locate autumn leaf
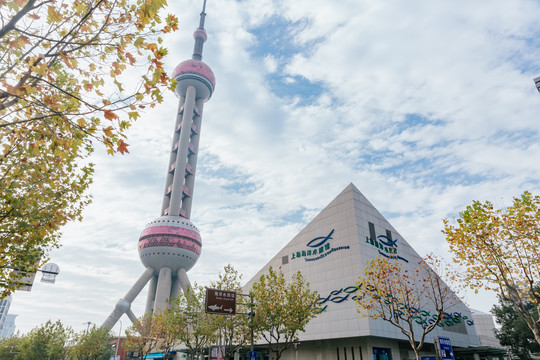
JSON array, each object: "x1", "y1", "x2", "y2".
[
  {"x1": 47, "y1": 5, "x2": 63, "y2": 23},
  {"x1": 103, "y1": 110, "x2": 118, "y2": 121},
  {"x1": 117, "y1": 140, "x2": 130, "y2": 154}
]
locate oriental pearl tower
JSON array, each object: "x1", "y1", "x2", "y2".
[{"x1": 101, "y1": 1, "x2": 214, "y2": 330}]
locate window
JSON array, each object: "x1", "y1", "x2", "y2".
[
  {"x1": 368, "y1": 222, "x2": 376, "y2": 240},
  {"x1": 386, "y1": 229, "x2": 392, "y2": 239},
  {"x1": 282, "y1": 255, "x2": 289, "y2": 265}
]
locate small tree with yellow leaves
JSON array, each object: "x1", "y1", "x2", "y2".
[
  {"x1": 124, "y1": 309, "x2": 183, "y2": 360},
  {"x1": 356, "y1": 256, "x2": 459, "y2": 360},
  {"x1": 444, "y1": 191, "x2": 540, "y2": 346},
  {"x1": 250, "y1": 267, "x2": 320, "y2": 360}
]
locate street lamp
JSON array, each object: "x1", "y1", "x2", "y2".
[
  {"x1": 534, "y1": 76, "x2": 540, "y2": 94},
  {"x1": 83, "y1": 321, "x2": 93, "y2": 332},
  {"x1": 1, "y1": 262, "x2": 60, "y2": 292},
  {"x1": 114, "y1": 318, "x2": 123, "y2": 360}
]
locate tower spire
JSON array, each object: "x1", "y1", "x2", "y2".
[
  {"x1": 192, "y1": 0, "x2": 208, "y2": 61},
  {"x1": 199, "y1": 0, "x2": 206, "y2": 28}
]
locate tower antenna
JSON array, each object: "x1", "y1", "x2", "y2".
[
  {"x1": 193, "y1": 0, "x2": 208, "y2": 60},
  {"x1": 199, "y1": 0, "x2": 207, "y2": 29}
]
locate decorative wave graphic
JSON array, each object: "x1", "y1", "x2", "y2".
[{"x1": 376, "y1": 234, "x2": 398, "y2": 247}]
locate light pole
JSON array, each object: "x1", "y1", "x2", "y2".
[
  {"x1": 534, "y1": 76, "x2": 540, "y2": 94},
  {"x1": 293, "y1": 337, "x2": 300, "y2": 360},
  {"x1": 0, "y1": 262, "x2": 60, "y2": 292},
  {"x1": 114, "y1": 319, "x2": 123, "y2": 360},
  {"x1": 83, "y1": 321, "x2": 93, "y2": 332}
]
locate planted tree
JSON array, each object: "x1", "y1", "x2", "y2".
[
  {"x1": 444, "y1": 191, "x2": 540, "y2": 345},
  {"x1": 250, "y1": 267, "x2": 319, "y2": 360},
  {"x1": 356, "y1": 256, "x2": 459, "y2": 360},
  {"x1": 169, "y1": 284, "x2": 218, "y2": 360},
  {"x1": 16, "y1": 320, "x2": 73, "y2": 360},
  {"x1": 0, "y1": 0, "x2": 178, "y2": 296},
  {"x1": 492, "y1": 292, "x2": 540, "y2": 360},
  {"x1": 69, "y1": 325, "x2": 113, "y2": 360},
  {"x1": 209, "y1": 264, "x2": 250, "y2": 360},
  {"x1": 124, "y1": 314, "x2": 163, "y2": 360},
  {"x1": 0, "y1": 335, "x2": 22, "y2": 360}
]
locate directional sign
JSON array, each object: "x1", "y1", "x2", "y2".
[
  {"x1": 437, "y1": 337, "x2": 455, "y2": 360},
  {"x1": 249, "y1": 351, "x2": 257, "y2": 360},
  {"x1": 205, "y1": 288, "x2": 236, "y2": 315}
]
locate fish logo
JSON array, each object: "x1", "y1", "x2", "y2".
[{"x1": 307, "y1": 229, "x2": 334, "y2": 248}]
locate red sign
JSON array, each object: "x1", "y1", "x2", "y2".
[{"x1": 205, "y1": 288, "x2": 236, "y2": 315}]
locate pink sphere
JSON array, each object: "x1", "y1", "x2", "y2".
[
  {"x1": 138, "y1": 216, "x2": 201, "y2": 272},
  {"x1": 173, "y1": 59, "x2": 215, "y2": 100}
]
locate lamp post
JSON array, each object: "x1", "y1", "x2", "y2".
[
  {"x1": 0, "y1": 262, "x2": 60, "y2": 292},
  {"x1": 83, "y1": 321, "x2": 93, "y2": 332},
  {"x1": 114, "y1": 319, "x2": 123, "y2": 360},
  {"x1": 534, "y1": 76, "x2": 540, "y2": 94},
  {"x1": 293, "y1": 337, "x2": 300, "y2": 360}
]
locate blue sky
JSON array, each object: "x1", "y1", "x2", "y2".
[{"x1": 9, "y1": 0, "x2": 540, "y2": 335}]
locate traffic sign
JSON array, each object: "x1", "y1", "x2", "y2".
[
  {"x1": 205, "y1": 288, "x2": 236, "y2": 315},
  {"x1": 249, "y1": 351, "x2": 257, "y2": 360}
]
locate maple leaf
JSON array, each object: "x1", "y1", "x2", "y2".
[
  {"x1": 103, "y1": 110, "x2": 118, "y2": 121},
  {"x1": 117, "y1": 140, "x2": 130, "y2": 154},
  {"x1": 125, "y1": 52, "x2": 136, "y2": 65}
]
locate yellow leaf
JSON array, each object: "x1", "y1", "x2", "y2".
[
  {"x1": 102, "y1": 126, "x2": 114, "y2": 137},
  {"x1": 59, "y1": 51, "x2": 72, "y2": 68},
  {"x1": 47, "y1": 5, "x2": 63, "y2": 23},
  {"x1": 113, "y1": 79, "x2": 124, "y2": 91}
]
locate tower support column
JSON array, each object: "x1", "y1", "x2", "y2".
[
  {"x1": 144, "y1": 275, "x2": 158, "y2": 315},
  {"x1": 161, "y1": 98, "x2": 186, "y2": 215},
  {"x1": 153, "y1": 267, "x2": 172, "y2": 313},
  {"x1": 177, "y1": 268, "x2": 192, "y2": 294},
  {"x1": 101, "y1": 267, "x2": 154, "y2": 330},
  {"x1": 182, "y1": 98, "x2": 205, "y2": 217},
  {"x1": 169, "y1": 85, "x2": 197, "y2": 216}
]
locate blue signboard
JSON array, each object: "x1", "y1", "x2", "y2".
[
  {"x1": 438, "y1": 337, "x2": 455, "y2": 360},
  {"x1": 249, "y1": 351, "x2": 257, "y2": 360}
]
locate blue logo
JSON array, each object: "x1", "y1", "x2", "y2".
[
  {"x1": 365, "y1": 234, "x2": 408, "y2": 263},
  {"x1": 306, "y1": 229, "x2": 334, "y2": 248},
  {"x1": 292, "y1": 229, "x2": 349, "y2": 262}
]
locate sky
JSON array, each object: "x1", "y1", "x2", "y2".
[{"x1": 8, "y1": 0, "x2": 540, "y2": 336}]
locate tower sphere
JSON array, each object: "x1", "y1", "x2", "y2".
[
  {"x1": 173, "y1": 59, "x2": 215, "y2": 100},
  {"x1": 138, "y1": 215, "x2": 202, "y2": 272},
  {"x1": 193, "y1": 28, "x2": 207, "y2": 42}
]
